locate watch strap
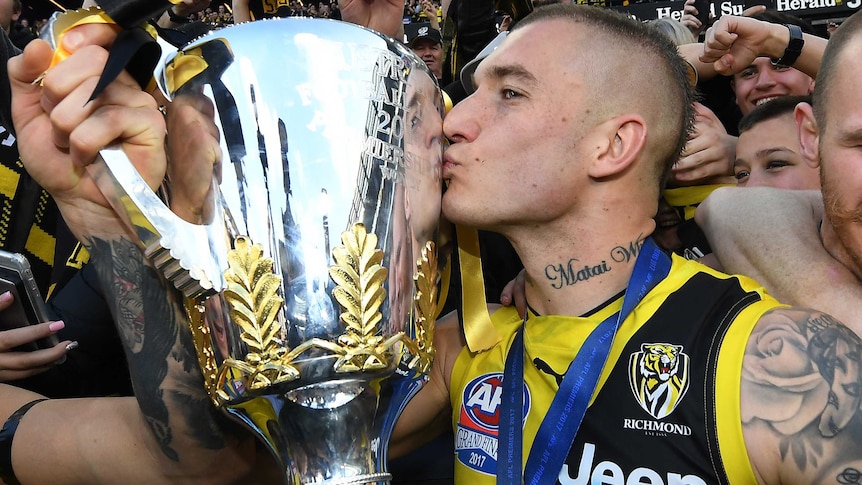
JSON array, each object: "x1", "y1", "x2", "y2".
[{"x1": 772, "y1": 23, "x2": 804, "y2": 67}]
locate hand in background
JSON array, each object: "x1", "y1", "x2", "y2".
[
  {"x1": 671, "y1": 102, "x2": 737, "y2": 186},
  {"x1": 339, "y1": 0, "x2": 406, "y2": 38},
  {"x1": 0, "y1": 292, "x2": 73, "y2": 382},
  {"x1": 681, "y1": 0, "x2": 704, "y2": 37}
]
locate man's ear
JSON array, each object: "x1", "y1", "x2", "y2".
[
  {"x1": 588, "y1": 115, "x2": 647, "y2": 179},
  {"x1": 795, "y1": 102, "x2": 821, "y2": 169}
]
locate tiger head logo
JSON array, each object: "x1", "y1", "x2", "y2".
[{"x1": 628, "y1": 343, "x2": 690, "y2": 420}]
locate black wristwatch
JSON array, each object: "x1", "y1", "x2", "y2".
[
  {"x1": 772, "y1": 24, "x2": 804, "y2": 67},
  {"x1": 167, "y1": 6, "x2": 190, "y2": 24}
]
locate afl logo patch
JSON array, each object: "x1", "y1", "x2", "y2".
[{"x1": 455, "y1": 373, "x2": 530, "y2": 475}]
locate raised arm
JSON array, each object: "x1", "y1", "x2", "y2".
[
  {"x1": 5, "y1": 23, "x2": 256, "y2": 483},
  {"x1": 696, "y1": 187, "x2": 862, "y2": 334},
  {"x1": 232, "y1": 0, "x2": 252, "y2": 23},
  {"x1": 679, "y1": 15, "x2": 826, "y2": 82},
  {"x1": 742, "y1": 307, "x2": 862, "y2": 484},
  {"x1": 338, "y1": 0, "x2": 406, "y2": 38}
]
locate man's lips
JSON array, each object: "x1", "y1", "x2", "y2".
[{"x1": 442, "y1": 153, "x2": 457, "y2": 177}]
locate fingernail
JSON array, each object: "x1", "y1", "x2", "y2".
[
  {"x1": 0, "y1": 291, "x2": 11, "y2": 303},
  {"x1": 65, "y1": 341, "x2": 79, "y2": 351},
  {"x1": 49, "y1": 320, "x2": 65, "y2": 332}
]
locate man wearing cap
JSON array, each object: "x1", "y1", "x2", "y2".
[{"x1": 406, "y1": 21, "x2": 443, "y2": 81}]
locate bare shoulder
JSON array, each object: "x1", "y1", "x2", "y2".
[
  {"x1": 741, "y1": 306, "x2": 862, "y2": 484},
  {"x1": 697, "y1": 186, "x2": 822, "y2": 231}
]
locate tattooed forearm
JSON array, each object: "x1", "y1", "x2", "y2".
[{"x1": 87, "y1": 236, "x2": 228, "y2": 461}]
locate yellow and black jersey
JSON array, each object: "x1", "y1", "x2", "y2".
[
  {"x1": 248, "y1": 0, "x2": 296, "y2": 20},
  {"x1": 0, "y1": 33, "x2": 57, "y2": 296},
  {"x1": 0, "y1": 31, "x2": 88, "y2": 299},
  {"x1": 450, "y1": 255, "x2": 784, "y2": 484}
]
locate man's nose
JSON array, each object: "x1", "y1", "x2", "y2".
[{"x1": 755, "y1": 69, "x2": 777, "y2": 88}]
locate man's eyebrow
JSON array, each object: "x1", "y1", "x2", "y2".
[
  {"x1": 837, "y1": 127, "x2": 862, "y2": 145},
  {"x1": 476, "y1": 64, "x2": 539, "y2": 88},
  {"x1": 755, "y1": 147, "x2": 796, "y2": 158}
]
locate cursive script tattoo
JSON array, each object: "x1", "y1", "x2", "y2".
[
  {"x1": 610, "y1": 235, "x2": 644, "y2": 264},
  {"x1": 88, "y1": 237, "x2": 227, "y2": 461},
  {"x1": 744, "y1": 307, "x2": 862, "y2": 480},
  {"x1": 838, "y1": 468, "x2": 862, "y2": 484},
  {"x1": 545, "y1": 258, "x2": 611, "y2": 289}
]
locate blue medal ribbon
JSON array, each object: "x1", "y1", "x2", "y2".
[{"x1": 496, "y1": 238, "x2": 671, "y2": 485}]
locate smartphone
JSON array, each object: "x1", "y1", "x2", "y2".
[
  {"x1": 693, "y1": 0, "x2": 710, "y2": 26},
  {"x1": 0, "y1": 250, "x2": 60, "y2": 352}
]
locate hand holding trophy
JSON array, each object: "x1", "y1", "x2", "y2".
[{"x1": 43, "y1": 10, "x2": 445, "y2": 485}]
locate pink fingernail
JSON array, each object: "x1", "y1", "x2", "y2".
[
  {"x1": 49, "y1": 320, "x2": 65, "y2": 332},
  {"x1": 0, "y1": 291, "x2": 11, "y2": 303}
]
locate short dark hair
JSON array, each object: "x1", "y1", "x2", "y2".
[
  {"x1": 513, "y1": 4, "x2": 696, "y2": 186},
  {"x1": 812, "y1": 10, "x2": 862, "y2": 131},
  {"x1": 738, "y1": 95, "x2": 811, "y2": 134}
]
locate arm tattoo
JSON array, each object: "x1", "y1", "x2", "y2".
[
  {"x1": 745, "y1": 308, "x2": 862, "y2": 479},
  {"x1": 88, "y1": 237, "x2": 228, "y2": 460}
]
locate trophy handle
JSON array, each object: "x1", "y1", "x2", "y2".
[{"x1": 91, "y1": 145, "x2": 229, "y2": 299}]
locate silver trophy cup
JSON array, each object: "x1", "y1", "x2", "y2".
[{"x1": 93, "y1": 17, "x2": 444, "y2": 484}]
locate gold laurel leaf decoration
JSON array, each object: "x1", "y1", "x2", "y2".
[
  {"x1": 222, "y1": 236, "x2": 297, "y2": 391},
  {"x1": 184, "y1": 299, "x2": 222, "y2": 406},
  {"x1": 328, "y1": 223, "x2": 391, "y2": 373},
  {"x1": 412, "y1": 241, "x2": 438, "y2": 373}
]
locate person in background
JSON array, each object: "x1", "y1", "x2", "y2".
[
  {"x1": 405, "y1": 21, "x2": 443, "y2": 81},
  {"x1": 6, "y1": 0, "x2": 32, "y2": 49},
  {"x1": 156, "y1": 0, "x2": 212, "y2": 29},
  {"x1": 733, "y1": 94, "x2": 820, "y2": 189},
  {"x1": 233, "y1": 0, "x2": 293, "y2": 22},
  {"x1": 697, "y1": 10, "x2": 862, "y2": 335}
]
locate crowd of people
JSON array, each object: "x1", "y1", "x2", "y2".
[{"x1": 1, "y1": 0, "x2": 862, "y2": 483}]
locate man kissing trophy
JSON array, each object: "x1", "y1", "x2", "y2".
[{"x1": 43, "y1": 5, "x2": 445, "y2": 484}]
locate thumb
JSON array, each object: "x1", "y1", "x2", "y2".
[
  {"x1": 9, "y1": 39, "x2": 54, "y2": 85},
  {"x1": 9, "y1": 40, "x2": 54, "y2": 137}
]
